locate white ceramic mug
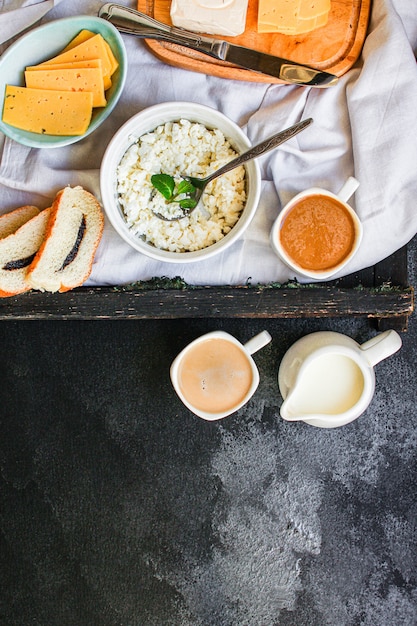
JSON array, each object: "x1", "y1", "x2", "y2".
[
  {"x1": 270, "y1": 177, "x2": 362, "y2": 280},
  {"x1": 278, "y1": 329, "x2": 402, "y2": 428},
  {"x1": 170, "y1": 330, "x2": 272, "y2": 420}
]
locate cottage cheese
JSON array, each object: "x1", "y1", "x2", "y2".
[{"x1": 116, "y1": 119, "x2": 246, "y2": 253}]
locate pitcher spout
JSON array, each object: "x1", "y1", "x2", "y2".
[
  {"x1": 280, "y1": 396, "x2": 304, "y2": 422},
  {"x1": 280, "y1": 395, "x2": 331, "y2": 423}
]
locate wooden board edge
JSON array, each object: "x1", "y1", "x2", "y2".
[{"x1": 0, "y1": 284, "x2": 413, "y2": 327}]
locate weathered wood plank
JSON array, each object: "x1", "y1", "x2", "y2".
[
  {"x1": 373, "y1": 245, "x2": 410, "y2": 331},
  {"x1": 0, "y1": 245, "x2": 412, "y2": 326},
  {"x1": 0, "y1": 284, "x2": 413, "y2": 321},
  {"x1": 374, "y1": 244, "x2": 408, "y2": 286}
]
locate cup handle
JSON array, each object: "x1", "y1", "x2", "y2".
[
  {"x1": 337, "y1": 176, "x2": 360, "y2": 203},
  {"x1": 244, "y1": 330, "x2": 272, "y2": 355},
  {"x1": 359, "y1": 329, "x2": 402, "y2": 366}
]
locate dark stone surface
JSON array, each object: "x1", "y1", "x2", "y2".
[{"x1": 1, "y1": 238, "x2": 416, "y2": 626}]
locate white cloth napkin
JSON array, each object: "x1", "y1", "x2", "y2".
[
  {"x1": 1, "y1": 0, "x2": 416, "y2": 287},
  {"x1": 0, "y1": 0, "x2": 63, "y2": 45}
]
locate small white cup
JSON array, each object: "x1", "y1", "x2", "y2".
[
  {"x1": 170, "y1": 330, "x2": 272, "y2": 420},
  {"x1": 270, "y1": 177, "x2": 362, "y2": 280}
]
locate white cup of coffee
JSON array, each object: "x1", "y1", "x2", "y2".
[
  {"x1": 270, "y1": 177, "x2": 362, "y2": 280},
  {"x1": 170, "y1": 330, "x2": 272, "y2": 420}
]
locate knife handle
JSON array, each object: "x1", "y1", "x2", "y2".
[{"x1": 99, "y1": 3, "x2": 226, "y2": 60}]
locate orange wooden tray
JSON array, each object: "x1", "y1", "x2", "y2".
[{"x1": 137, "y1": 0, "x2": 371, "y2": 84}]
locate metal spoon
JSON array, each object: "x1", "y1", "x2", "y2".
[{"x1": 152, "y1": 117, "x2": 313, "y2": 221}]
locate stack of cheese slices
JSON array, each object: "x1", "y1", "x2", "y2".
[
  {"x1": 3, "y1": 29, "x2": 119, "y2": 136},
  {"x1": 0, "y1": 186, "x2": 104, "y2": 297}
]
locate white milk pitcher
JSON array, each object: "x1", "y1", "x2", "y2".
[{"x1": 278, "y1": 330, "x2": 402, "y2": 428}]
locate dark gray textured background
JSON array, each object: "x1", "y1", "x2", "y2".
[{"x1": 1, "y1": 237, "x2": 416, "y2": 626}]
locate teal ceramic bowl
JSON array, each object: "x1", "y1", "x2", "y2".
[{"x1": 0, "y1": 16, "x2": 127, "y2": 149}]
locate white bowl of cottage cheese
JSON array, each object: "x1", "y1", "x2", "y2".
[{"x1": 100, "y1": 102, "x2": 261, "y2": 263}]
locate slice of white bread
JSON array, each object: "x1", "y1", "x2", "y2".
[
  {"x1": 27, "y1": 186, "x2": 104, "y2": 293},
  {"x1": 0, "y1": 205, "x2": 40, "y2": 239},
  {"x1": 0, "y1": 208, "x2": 51, "y2": 297}
]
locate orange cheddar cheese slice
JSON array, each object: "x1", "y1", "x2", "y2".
[
  {"x1": 63, "y1": 30, "x2": 119, "y2": 77},
  {"x1": 25, "y1": 59, "x2": 112, "y2": 91},
  {"x1": 26, "y1": 59, "x2": 111, "y2": 91},
  {"x1": 2, "y1": 85, "x2": 93, "y2": 136},
  {"x1": 62, "y1": 29, "x2": 96, "y2": 51},
  {"x1": 102, "y1": 40, "x2": 119, "y2": 77},
  {"x1": 24, "y1": 67, "x2": 107, "y2": 108},
  {"x1": 38, "y1": 34, "x2": 113, "y2": 83}
]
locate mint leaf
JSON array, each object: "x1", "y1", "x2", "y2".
[
  {"x1": 151, "y1": 173, "x2": 175, "y2": 200},
  {"x1": 176, "y1": 180, "x2": 195, "y2": 196},
  {"x1": 179, "y1": 198, "x2": 198, "y2": 210},
  {"x1": 151, "y1": 173, "x2": 198, "y2": 213}
]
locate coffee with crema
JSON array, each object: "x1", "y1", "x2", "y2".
[{"x1": 177, "y1": 337, "x2": 253, "y2": 414}]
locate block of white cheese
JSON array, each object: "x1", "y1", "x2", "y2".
[
  {"x1": 258, "y1": 0, "x2": 331, "y2": 35},
  {"x1": 170, "y1": 0, "x2": 249, "y2": 37}
]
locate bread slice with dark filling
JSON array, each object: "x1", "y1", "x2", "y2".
[
  {"x1": 0, "y1": 208, "x2": 51, "y2": 297},
  {"x1": 0, "y1": 205, "x2": 40, "y2": 239},
  {"x1": 27, "y1": 186, "x2": 104, "y2": 293}
]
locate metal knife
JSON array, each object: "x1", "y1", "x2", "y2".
[{"x1": 98, "y1": 3, "x2": 338, "y2": 87}]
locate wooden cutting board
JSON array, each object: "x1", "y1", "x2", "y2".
[{"x1": 137, "y1": 0, "x2": 371, "y2": 84}]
